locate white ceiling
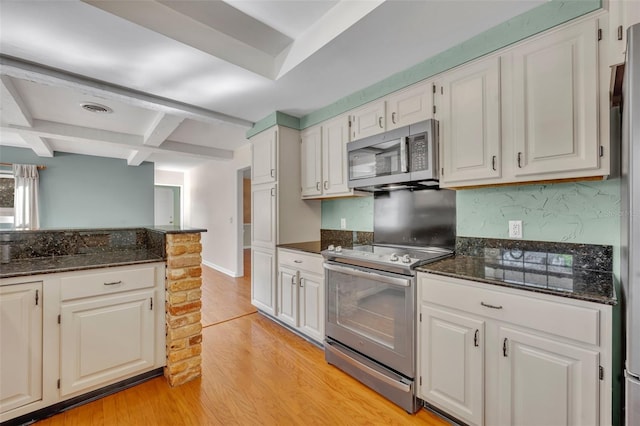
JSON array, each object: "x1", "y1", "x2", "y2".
[{"x1": 0, "y1": 0, "x2": 545, "y2": 171}]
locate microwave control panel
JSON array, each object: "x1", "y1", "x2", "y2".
[{"x1": 410, "y1": 134, "x2": 428, "y2": 171}]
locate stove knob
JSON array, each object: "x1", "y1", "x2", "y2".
[
  {"x1": 389, "y1": 253, "x2": 399, "y2": 262},
  {"x1": 335, "y1": 246, "x2": 342, "y2": 253},
  {"x1": 327, "y1": 245, "x2": 335, "y2": 252},
  {"x1": 402, "y1": 254, "x2": 412, "y2": 263}
]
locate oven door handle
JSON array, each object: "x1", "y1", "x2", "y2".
[
  {"x1": 325, "y1": 341, "x2": 411, "y2": 393},
  {"x1": 323, "y1": 263, "x2": 411, "y2": 287}
]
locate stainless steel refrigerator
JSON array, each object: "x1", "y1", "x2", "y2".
[{"x1": 622, "y1": 22, "x2": 640, "y2": 426}]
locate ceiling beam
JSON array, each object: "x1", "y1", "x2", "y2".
[
  {"x1": 3, "y1": 119, "x2": 233, "y2": 160},
  {"x1": 144, "y1": 113, "x2": 184, "y2": 147},
  {"x1": 0, "y1": 55, "x2": 254, "y2": 129},
  {"x1": 127, "y1": 149, "x2": 153, "y2": 166},
  {"x1": 0, "y1": 75, "x2": 54, "y2": 157}
]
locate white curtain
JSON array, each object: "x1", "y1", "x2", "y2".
[{"x1": 13, "y1": 164, "x2": 39, "y2": 230}]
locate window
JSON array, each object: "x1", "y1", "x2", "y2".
[{"x1": 0, "y1": 172, "x2": 14, "y2": 227}]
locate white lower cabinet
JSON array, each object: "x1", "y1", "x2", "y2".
[
  {"x1": 0, "y1": 282, "x2": 42, "y2": 414},
  {"x1": 276, "y1": 248, "x2": 324, "y2": 343},
  {"x1": 252, "y1": 248, "x2": 276, "y2": 316},
  {"x1": 418, "y1": 273, "x2": 612, "y2": 426},
  {"x1": 0, "y1": 263, "x2": 166, "y2": 423}
]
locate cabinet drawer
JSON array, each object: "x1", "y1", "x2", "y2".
[
  {"x1": 278, "y1": 249, "x2": 324, "y2": 275},
  {"x1": 61, "y1": 266, "x2": 157, "y2": 301},
  {"x1": 420, "y1": 274, "x2": 600, "y2": 346}
]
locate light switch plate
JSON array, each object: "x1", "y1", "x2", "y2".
[
  {"x1": 509, "y1": 220, "x2": 523, "y2": 238},
  {"x1": 340, "y1": 218, "x2": 347, "y2": 229}
]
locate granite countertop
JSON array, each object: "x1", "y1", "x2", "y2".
[
  {"x1": 0, "y1": 249, "x2": 164, "y2": 279},
  {"x1": 417, "y1": 253, "x2": 616, "y2": 305},
  {"x1": 277, "y1": 241, "x2": 323, "y2": 255}
]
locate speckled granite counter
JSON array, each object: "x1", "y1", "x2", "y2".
[
  {"x1": 276, "y1": 230, "x2": 375, "y2": 255},
  {"x1": 0, "y1": 226, "x2": 206, "y2": 279},
  {"x1": 417, "y1": 237, "x2": 615, "y2": 305}
]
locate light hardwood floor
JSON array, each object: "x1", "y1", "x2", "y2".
[{"x1": 37, "y1": 250, "x2": 449, "y2": 425}]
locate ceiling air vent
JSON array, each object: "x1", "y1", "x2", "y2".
[{"x1": 80, "y1": 102, "x2": 113, "y2": 114}]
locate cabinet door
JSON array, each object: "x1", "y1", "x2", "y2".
[
  {"x1": 351, "y1": 100, "x2": 386, "y2": 140},
  {"x1": 251, "y1": 183, "x2": 277, "y2": 249},
  {"x1": 298, "y1": 271, "x2": 324, "y2": 343},
  {"x1": 386, "y1": 80, "x2": 433, "y2": 130},
  {"x1": 60, "y1": 290, "x2": 155, "y2": 396},
  {"x1": 300, "y1": 126, "x2": 323, "y2": 197},
  {"x1": 609, "y1": 0, "x2": 640, "y2": 66},
  {"x1": 277, "y1": 265, "x2": 298, "y2": 327},
  {"x1": 497, "y1": 326, "x2": 599, "y2": 426},
  {"x1": 251, "y1": 129, "x2": 277, "y2": 185},
  {"x1": 0, "y1": 282, "x2": 42, "y2": 413},
  {"x1": 511, "y1": 19, "x2": 599, "y2": 178},
  {"x1": 438, "y1": 56, "x2": 501, "y2": 186},
  {"x1": 322, "y1": 115, "x2": 352, "y2": 197},
  {"x1": 419, "y1": 304, "x2": 485, "y2": 426},
  {"x1": 251, "y1": 248, "x2": 276, "y2": 316}
]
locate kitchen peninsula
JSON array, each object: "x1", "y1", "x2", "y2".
[{"x1": 0, "y1": 226, "x2": 206, "y2": 425}]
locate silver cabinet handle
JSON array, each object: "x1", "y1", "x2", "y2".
[
  {"x1": 291, "y1": 275, "x2": 296, "y2": 285},
  {"x1": 270, "y1": 187, "x2": 275, "y2": 196},
  {"x1": 391, "y1": 112, "x2": 397, "y2": 124},
  {"x1": 378, "y1": 116, "x2": 383, "y2": 128},
  {"x1": 323, "y1": 262, "x2": 410, "y2": 288},
  {"x1": 503, "y1": 338, "x2": 508, "y2": 357},
  {"x1": 474, "y1": 329, "x2": 479, "y2": 347},
  {"x1": 517, "y1": 152, "x2": 522, "y2": 168},
  {"x1": 492, "y1": 155, "x2": 497, "y2": 171},
  {"x1": 270, "y1": 169, "x2": 275, "y2": 178},
  {"x1": 294, "y1": 260, "x2": 303, "y2": 264},
  {"x1": 323, "y1": 181, "x2": 329, "y2": 190},
  {"x1": 316, "y1": 182, "x2": 321, "y2": 191},
  {"x1": 299, "y1": 277, "x2": 304, "y2": 287},
  {"x1": 481, "y1": 301, "x2": 503, "y2": 310},
  {"x1": 104, "y1": 281, "x2": 122, "y2": 286}
]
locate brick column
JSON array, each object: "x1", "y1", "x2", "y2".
[{"x1": 164, "y1": 233, "x2": 203, "y2": 386}]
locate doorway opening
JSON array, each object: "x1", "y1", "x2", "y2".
[
  {"x1": 237, "y1": 167, "x2": 251, "y2": 277},
  {"x1": 154, "y1": 185, "x2": 182, "y2": 227}
]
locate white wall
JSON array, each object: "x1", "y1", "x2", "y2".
[{"x1": 186, "y1": 145, "x2": 251, "y2": 277}]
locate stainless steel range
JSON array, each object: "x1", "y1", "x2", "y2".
[{"x1": 322, "y1": 189, "x2": 456, "y2": 413}]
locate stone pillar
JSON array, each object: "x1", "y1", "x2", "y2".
[{"x1": 164, "y1": 233, "x2": 203, "y2": 386}]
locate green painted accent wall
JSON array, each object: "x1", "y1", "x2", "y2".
[
  {"x1": 321, "y1": 196, "x2": 373, "y2": 231},
  {"x1": 246, "y1": 111, "x2": 300, "y2": 138},
  {"x1": 0, "y1": 147, "x2": 154, "y2": 229}
]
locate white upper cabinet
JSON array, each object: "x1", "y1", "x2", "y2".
[
  {"x1": 300, "y1": 125, "x2": 322, "y2": 197},
  {"x1": 386, "y1": 80, "x2": 434, "y2": 130},
  {"x1": 251, "y1": 128, "x2": 277, "y2": 185},
  {"x1": 350, "y1": 100, "x2": 386, "y2": 141},
  {"x1": 608, "y1": 0, "x2": 640, "y2": 66},
  {"x1": 437, "y1": 56, "x2": 502, "y2": 186},
  {"x1": 300, "y1": 115, "x2": 354, "y2": 199},
  {"x1": 508, "y1": 18, "x2": 600, "y2": 178}
]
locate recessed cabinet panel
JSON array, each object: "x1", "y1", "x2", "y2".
[
  {"x1": 420, "y1": 304, "x2": 484, "y2": 426},
  {"x1": 351, "y1": 101, "x2": 386, "y2": 140},
  {"x1": 251, "y1": 248, "x2": 276, "y2": 315},
  {"x1": 251, "y1": 183, "x2": 277, "y2": 249},
  {"x1": 0, "y1": 282, "x2": 42, "y2": 414},
  {"x1": 386, "y1": 81, "x2": 433, "y2": 129},
  {"x1": 60, "y1": 290, "x2": 155, "y2": 396},
  {"x1": 277, "y1": 266, "x2": 298, "y2": 327},
  {"x1": 251, "y1": 129, "x2": 277, "y2": 185},
  {"x1": 512, "y1": 19, "x2": 599, "y2": 177},
  {"x1": 497, "y1": 326, "x2": 599, "y2": 426},
  {"x1": 299, "y1": 272, "x2": 324, "y2": 342},
  {"x1": 438, "y1": 56, "x2": 501, "y2": 186}
]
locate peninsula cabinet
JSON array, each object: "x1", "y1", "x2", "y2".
[
  {"x1": 301, "y1": 115, "x2": 354, "y2": 199},
  {"x1": 276, "y1": 248, "x2": 324, "y2": 343},
  {"x1": 0, "y1": 281, "x2": 42, "y2": 414},
  {"x1": 437, "y1": 17, "x2": 607, "y2": 188},
  {"x1": 417, "y1": 273, "x2": 612, "y2": 426},
  {"x1": 250, "y1": 125, "x2": 321, "y2": 317}
]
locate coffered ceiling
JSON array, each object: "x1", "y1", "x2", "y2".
[{"x1": 0, "y1": 0, "x2": 544, "y2": 171}]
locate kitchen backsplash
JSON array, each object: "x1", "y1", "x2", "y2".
[{"x1": 321, "y1": 195, "x2": 373, "y2": 231}]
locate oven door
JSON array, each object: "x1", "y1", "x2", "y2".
[{"x1": 324, "y1": 262, "x2": 415, "y2": 378}]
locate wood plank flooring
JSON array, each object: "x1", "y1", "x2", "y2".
[{"x1": 36, "y1": 250, "x2": 450, "y2": 425}]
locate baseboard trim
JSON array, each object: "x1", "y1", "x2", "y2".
[{"x1": 202, "y1": 260, "x2": 240, "y2": 278}]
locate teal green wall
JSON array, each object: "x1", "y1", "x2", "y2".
[
  {"x1": 321, "y1": 196, "x2": 373, "y2": 231},
  {"x1": 0, "y1": 147, "x2": 154, "y2": 229}
]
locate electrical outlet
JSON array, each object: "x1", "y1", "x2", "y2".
[
  {"x1": 509, "y1": 220, "x2": 523, "y2": 239},
  {"x1": 340, "y1": 218, "x2": 347, "y2": 229}
]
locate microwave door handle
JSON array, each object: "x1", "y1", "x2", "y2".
[
  {"x1": 400, "y1": 137, "x2": 408, "y2": 173},
  {"x1": 323, "y1": 262, "x2": 411, "y2": 287}
]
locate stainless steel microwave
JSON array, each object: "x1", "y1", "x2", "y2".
[{"x1": 347, "y1": 119, "x2": 438, "y2": 191}]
